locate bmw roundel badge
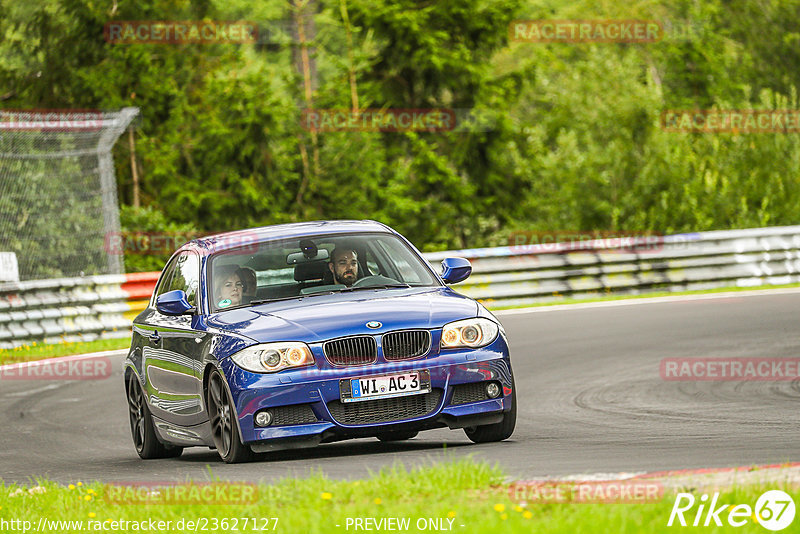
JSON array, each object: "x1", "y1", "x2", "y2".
[{"x1": 366, "y1": 321, "x2": 382, "y2": 329}]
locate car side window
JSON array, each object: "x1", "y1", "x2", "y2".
[
  {"x1": 364, "y1": 248, "x2": 381, "y2": 276},
  {"x1": 152, "y1": 257, "x2": 179, "y2": 304},
  {"x1": 376, "y1": 239, "x2": 426, "y2": 284},
  {"x1": 167, "y1": 252, "x2": 200, "y2": 307}
]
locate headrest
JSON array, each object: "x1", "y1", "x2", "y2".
[{"x1": 294, "y1": 260, "x2": 329, "y2": 282}]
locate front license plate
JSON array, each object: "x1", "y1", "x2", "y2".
[{"x1": 340, "y1": 370, "x2": 431, "y2": 403}]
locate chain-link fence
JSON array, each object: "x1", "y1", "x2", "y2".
[{"x1": 0, "y1": 108, "x2": 138, "y2": 281}]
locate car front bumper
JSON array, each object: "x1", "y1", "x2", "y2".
[{"x1": 219, "y1": 338, "x2": 514, "y2": 448}]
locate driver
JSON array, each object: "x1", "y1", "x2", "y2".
[{"x1": 328, "y1": 247, "x2": 359, "y2": 287}]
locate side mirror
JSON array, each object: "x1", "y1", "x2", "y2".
[
  {"x1": 156, "y1": 290, "x2": 196, "y2": 315},
  {"x1": 441, "y1": 257, "x2": 472, "y2": 284}
]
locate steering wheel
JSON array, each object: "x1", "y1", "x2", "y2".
[{"x1": 352, "y1": 275, "x2": 401, "y2": 287}]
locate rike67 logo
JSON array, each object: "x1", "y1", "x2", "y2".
[{"x1": 668, "y1": 490, "x2": 795, "y2": 531}]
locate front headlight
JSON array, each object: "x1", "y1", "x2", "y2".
[
  {"x1": 230, "y1": 342, "x2": 315, "y2": 373},
  {"x1": 440, "y1": 318, "x2": 499, "y2": 349}
]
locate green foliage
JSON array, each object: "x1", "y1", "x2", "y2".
[
  {"x1": 119, "y1": 205, "x2": 198, "y2": 272},
  {"x1": 2, "y1": 0, "x2": 800, "y2": 264}
]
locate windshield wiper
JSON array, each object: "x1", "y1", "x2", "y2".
[
  {"x1": 339, "y1": 283, "x2": 411, "y2": 292},
  {"x1": 248, "y1": 290, "x2": 352, "y2": 306}
]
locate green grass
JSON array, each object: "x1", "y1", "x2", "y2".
[
  {"x1": 486, "y1": 282, "x2": 800, "y2": 310},
  {"x1": 0, "y1": 458, "x2": 795, "y2": 533},
  {"x1": 0, "y1": 337, "x2": 130, "y2": 365}
]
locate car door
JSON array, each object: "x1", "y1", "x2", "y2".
[
  {"x1": 144, "y1": 251, "x2": 207, "y2": 428},
  {"x1": 130, "y1": 256, "x2": 176, "y2": 405}
]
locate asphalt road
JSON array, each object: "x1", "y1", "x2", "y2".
[{"x1": 2, "y1": 290, "x2": 799, "y2": 484}]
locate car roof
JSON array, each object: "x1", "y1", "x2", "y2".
[{"x1": 182, "y1": 220, "x2": 396, "y2": 255}]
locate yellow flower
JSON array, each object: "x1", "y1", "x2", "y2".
[
  {"x1": 501, "y1": 514, "x2": 508, "y2": 520},
  {"x1": 523, "y1": 511, "x2": 532, "y2": 519},
  {"x1": 88, "y1": 513, "x2": 96, "y2": 518},
  {"x1": 68, "y1": 485, "x2": 75, "y2": 490},
  {"x1": 77, "y1": 482, "x2": 83, "y2": 487},
  {"x1": 373, "y1": 498, "x2": 382, "y2": 505},
  {"x1": 321, "y1": 492, "x2": 332, "y2": 500},
  {"x1": 88, "y1": 489, "x2": 96, "y2": 495},
  {"x1": 447, "y1": 511, "x2": 456, "y2": 518},
  {"x1": 493, "y1": 504, "x2": 505, "y2": 512},
  {"x1": 84, "y1": 495, "x2": 92, "y2": 501},
  {"x1": 514, "y1": 505, "x2": 523, "y2": 512}
]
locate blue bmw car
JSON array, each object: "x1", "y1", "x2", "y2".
[{"x1": 124, "y1": 220, "x2": 516, "y2": 463}]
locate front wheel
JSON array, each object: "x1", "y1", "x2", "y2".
[
  {"x1": 464, "y1": 379, "x2": 517, "y2": 444},
  {"x1": 207, "y1": 369, "x2": 255, "y2": 463},
  {"x1": 126, "y1": 373, "x2": 183, "y2": 459}
]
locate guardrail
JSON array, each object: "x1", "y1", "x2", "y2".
[
  {"x1": 426, "y1": 226, "x2": 800, "y2": 307},
  {"x1": 0, "y1": 275, "x2": 133, "y2": 349},
  {"x1": 122, "y1": 272, "x2": 159, "y2": 322},
  {"x1": 3, "y1": 225, "x2": 800, "y2": 348}
]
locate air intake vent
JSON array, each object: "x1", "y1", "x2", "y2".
[
  {"x1": 450, "y1": 382, "x2": 490, "y2": 405},
  {"x1": 323, "y1": 336, "x2": 377, "y2": 366},
  {"x1": 327, "y1": 390, "x2": 442, "y2": 425},
  {"x1": 270, "y1": 404, "x2": 318, "y2": 426},
  {"x1": 382, "y1": 330, "x2": 431, "y2": 361}
]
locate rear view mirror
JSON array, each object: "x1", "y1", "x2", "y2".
[
  {"x1": 156, "y1": 290, "x2": 196, "y2": 315},
  {"x1": 287, "y1": 248, "x2": 329, "y2": 264},
  {"x1": 441, "y1": 257, "x2": 472, "y2": 284}
]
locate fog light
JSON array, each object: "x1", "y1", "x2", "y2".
[
  {"x1": 485, "y1": 382, "x2": 501, "y2": 399},
  {"x1": 255, "y1": 410, "x2": 272, "y2": 427}
]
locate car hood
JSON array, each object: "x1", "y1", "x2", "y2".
[{"x1": 206, "y1": 287, "x2": 478, "y2": 343}]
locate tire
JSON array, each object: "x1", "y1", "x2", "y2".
[
  {"x1": 126, "y1": 373, "x2": 183, "y2": 459},
  {"x1": 207, "y1": 369, "x2": 255, "y2": 463},
  {"x1": 464, "y1": 378, "x2": 517, "y2": 444},
  {"x1": 376, "y1": 431, "x2": 419, "y2": 442}
]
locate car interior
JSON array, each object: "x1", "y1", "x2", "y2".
[{"x1": 213, "y1": 240, "x2": 382, "y2": 305}]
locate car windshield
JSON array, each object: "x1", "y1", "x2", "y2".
[{"x1": 208, "y1": 232, "x2": 439, "y2": 312}]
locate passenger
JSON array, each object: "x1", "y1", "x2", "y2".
[
  {"x1": 214, "y1": 265, "x2": 244, "y2": 309},
  {"x1": 328, "y1": 247, "x2": 359, "y2": 287},
  {"x1": 236, "y1": 267, "x2": 257, "y2": 304}
]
